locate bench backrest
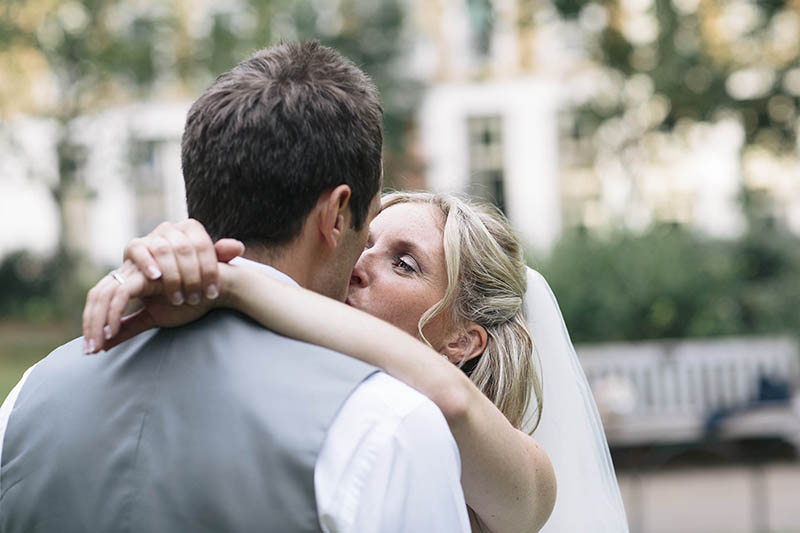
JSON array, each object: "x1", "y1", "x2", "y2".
[{"x1": 578, "y1": 337, "x2": 800, "y2": 417}]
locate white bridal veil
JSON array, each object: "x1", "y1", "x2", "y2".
[{"x1": 522, "y1": 268, "x2": 629, "y2": 532}]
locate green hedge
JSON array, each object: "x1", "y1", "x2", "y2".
[
  {"x1": 537, "y1": 225, "x2": 800, "y2": 343},
  {"x1": 3, "y1": 226, "x2": 799, "y2": 348},
  {"x1": 0, "y1": 250, "x2": 100, "y2": 324}
]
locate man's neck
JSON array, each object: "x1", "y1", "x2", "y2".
[{"x1": 242, "y1": 246, "x2": 314, "y2": 289}]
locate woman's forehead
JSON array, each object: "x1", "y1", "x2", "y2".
[
  {"x1": 373, "y1": 202, "x2": 442, "y2": 229},
  {"x1": 370, "y1": 203, "x2": 445, "y2": 247}
]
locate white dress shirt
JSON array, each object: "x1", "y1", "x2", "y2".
[
  {"x1": 0, "y1": 257, "x2": 470, "y2": 532},
  {"x1": 0, "y1": 365, "x2": 33, "y2": 492}
]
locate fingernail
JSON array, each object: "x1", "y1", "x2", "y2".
[
  {"x1": 83, "y1": 338, "x2": 90, "y2": 354},
  {"x1": 187, "y1": 293, "x2": 201, "y2": 305},
  {"x1": 104, "y1": 325, "x2": 112, "y2": 340},
  {"x1": 171, "y1": 291, "x2": 184, "y2": 305},
  {"x1": 206, "y1": 284, "x2": 219, "y2": 299},
  {"x1": 88, "y1": 339, "x2": 96, "y2": 353},
  {"x1": 147, "y1": 265, "x2": 162, "y2": 280}
]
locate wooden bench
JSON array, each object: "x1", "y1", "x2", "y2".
[{"x1": 576, "y1": 336, "x2": 800, "y2": 451}]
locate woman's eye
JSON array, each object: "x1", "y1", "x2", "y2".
[{"x1": 392, "y1": 256, "x2": 417, "y2": 274}]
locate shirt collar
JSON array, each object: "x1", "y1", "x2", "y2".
[{"x1": 229, "y1": 256, "x2": 300, "y2": 287}]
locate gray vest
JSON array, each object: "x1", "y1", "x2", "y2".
[{"x1": 0, "y1": 310, "x2": 377, "y2": 532}]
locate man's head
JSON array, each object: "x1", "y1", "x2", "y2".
[{"x1": 181, "y1": 42, "x2": 383, "y2": 296}]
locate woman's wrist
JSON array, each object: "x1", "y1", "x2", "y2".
[
  {"x1": 216, "y1": 263, "x2": 244, "y2": 310},
  {"x1": 216, "y1": 263, "x2": 288, "y2": 312}
]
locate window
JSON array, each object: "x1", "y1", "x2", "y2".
[
  {"x1": 466, "y1": 0, "x2": 494, "y2": 58},
  {"x1": 467, "y1": 115, "x2": 506, "y2": 213},
  {"x1": 130, "y1": 139, "x2": 167, "y2": 236}
]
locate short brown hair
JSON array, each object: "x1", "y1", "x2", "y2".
[{"x1": 182, "y1": 41, "x2": 383, "y2": 246}]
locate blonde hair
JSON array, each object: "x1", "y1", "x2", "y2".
[{"x1": 381, "y1": 192, "x2": 542, "y2": 431}]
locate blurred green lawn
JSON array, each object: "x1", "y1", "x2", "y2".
[{"x1": 0, "y1": 321, "x2": 78, "y2": 402}]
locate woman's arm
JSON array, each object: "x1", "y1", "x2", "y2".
[{"x1": 221, "y1": 264, "x2": 556, "y2": 533}]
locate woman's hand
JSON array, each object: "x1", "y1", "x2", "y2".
[
  {"x1": 124, "y1": 219, "x2": 243, "y2": 306},
  {"x1": 82, "y1": 220, "x2": 244, "y2": 354}
]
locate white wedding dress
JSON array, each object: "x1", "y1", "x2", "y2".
[{"x1": 522, "y1": 268, "x2": 629, "y2": 532}]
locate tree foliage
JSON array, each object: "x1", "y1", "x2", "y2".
[
  {"x1": 0, "y1": 0, "x2": 416, "y2": 226},
  {"x1": 554, "y1": 0, "x2": 800, "y2": 152},
  {"x1": 538, "y1": 224, "x2": 800, "y2": 343},
  {"x1": 542, "y1": 0, "x2": 800, "y2": 342},
  {"x1": 0, "y1": 0, "x2": 416, "y2": 314}
]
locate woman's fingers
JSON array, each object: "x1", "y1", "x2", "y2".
[
  {"x1": 103, "y1": 308, "x2": 157, "y2": 351},
  {"x1": 81, "y1": 262, "x2": 149, "y2": 354},
  {"x1": 214, "y1": 239, "x2": 246, "y2": 263},
  {"x1": 104, "y1": 267, "x2": 150, "y2": 346},
  {"x1": 82, "y1": 279, "x2": 107, "y2": 353},
  {"x1": 147, "y1": 233, "x2": 184, "y2": 305},
  {"x1": 124, "y1": 237, "x2": 162, "y2": 281},
  {"x1": 179, "y1": 219, "x2": 220, "y2": 300},
  {"x1": 126, "y1": 219, "x2": 232, "y2": 305},
  {"x1": 161, "y1": 225, "x2": 203, "y2": 305},
  {"x1": 83, "y1": 276, "x2": 118, "y2": 354}
]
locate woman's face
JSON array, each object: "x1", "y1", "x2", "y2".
[{"x1": 347, "y1": 202, "x2": 450, "y2": 348}]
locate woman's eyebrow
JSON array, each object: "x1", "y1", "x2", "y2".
[{"x1": 395, "y1": 239, "x2": 429, "y2": 264}]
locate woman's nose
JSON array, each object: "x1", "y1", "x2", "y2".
[{"x1": 350, "y1": 255, "x2": 369, "y2": 288}]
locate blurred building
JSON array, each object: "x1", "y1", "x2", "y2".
[
  {"x1": 409, "y1": 0, "x2": 800, "y2": 247},
  {"x1": 408, "y1": 0, "x2": 565, "y2": 251},
  {"x1": 3, "y1": 0, "x2": 800, "y2": 265},
  {"x1": 1, "y1": 104, "x2": 189, "y2": 266}
]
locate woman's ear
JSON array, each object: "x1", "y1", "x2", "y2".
[
  {"x1": 441, "y1": 323, "x2": 488, "y2": 364},
  {"x1": 317, "y1": 184, "x2": 352, "y2": 249}
]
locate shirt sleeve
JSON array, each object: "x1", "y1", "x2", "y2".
[
  {"x1": 351, "y1": 398, "x2": 470, "y2": 532},
  {"x1": 0, "y1": 364, "x2": 38, "y2": 492},
  {"x1": 315, "y1": 373, "x2": 470, "y2": 533}
]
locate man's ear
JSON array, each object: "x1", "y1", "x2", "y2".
[
  {"x1": 441, "y1": 323, "x2": 488, "y2": 364},
  {"x1": 317, "y1": 184, "x2": 352, "y2": 249}
]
